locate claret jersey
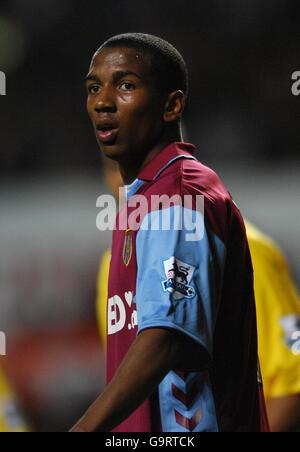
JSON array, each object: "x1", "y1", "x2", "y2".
[{"x1": 107, "y1": 142, "x2": 267, "y2": 432}]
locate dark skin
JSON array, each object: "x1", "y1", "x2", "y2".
[
  {"x1": 70, "y1": 47, "x2": 209, "y2": 432},
  {"x1": 85, "y1": 47, "x2": 184, "y2": 184}
]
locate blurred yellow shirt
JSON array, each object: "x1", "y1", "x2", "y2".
[
  {"x1": 246, "y1": 222, "x2": 300, "y2": 399},
  {"x1": 96, "y1": 249, "x2": 111, "y2": 349},
  {"x1": 0, "y1": 365, "x2": 28, "y2": 432},
  {"x1": 96, "y1": 223, "x2": 300, "y2": 400}
]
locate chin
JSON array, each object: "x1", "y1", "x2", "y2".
[{"x1": 99, "y1": 143, "x2": 128, "y2": 162}]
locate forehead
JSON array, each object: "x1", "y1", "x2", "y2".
[{"x1": 89, "y1": 47, "x2": 152, "y2": 78}]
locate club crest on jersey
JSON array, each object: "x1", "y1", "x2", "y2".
[
  {"x1": 123, "y1": 229, "x2": 133, "y2": 266},
  {"x1": 162, "y1": 257, "x2": 196, "y2": 300}
]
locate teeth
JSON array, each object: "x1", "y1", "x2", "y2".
[{"x1": 100, "y1": 126, "x2": 114, "y2": 131}]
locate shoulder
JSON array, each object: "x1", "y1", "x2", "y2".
[
  {"x1": 142, "y1": 157, "x2": 232, "y2": 201},
  {"x1": 141, "y1": 158, "x2": 236, "y2": 244}
]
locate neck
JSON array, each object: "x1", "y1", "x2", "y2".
[{"x1": 119, "y1": 128, "x2": 183, "y2": 185}]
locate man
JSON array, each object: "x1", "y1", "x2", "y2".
[
  {"x1": 71, "y1": 33, "x2": 268, "y2": 432},
  {"x1": 96, "y1": 165, "x2": 300, "y2": 431}
]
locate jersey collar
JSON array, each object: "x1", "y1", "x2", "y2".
[
  {"x1": 138, "y1": 141, "x2": 196, "y2": 182},
  {"x1": 123, "y1": 142, "x2": 197, "y2": 201}
]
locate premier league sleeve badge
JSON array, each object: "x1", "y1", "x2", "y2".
[{"x1": 162, "y1": 256, "x2": 196, "y2": 300}]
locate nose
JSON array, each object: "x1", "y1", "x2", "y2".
[{"x1": 94, "y1": 86, "x2": 117, "y2": 114}]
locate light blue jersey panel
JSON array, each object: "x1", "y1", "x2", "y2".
[
  {"x1": 135, "y1": 205, "x2": 226, "y2": 356},
  {"x1": 159, "y1": 370, "x2": 219, "y2": 432}
]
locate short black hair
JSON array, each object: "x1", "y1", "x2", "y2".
[{"x1": 96, "y1": 33, "x2": 189, "y2": 98}]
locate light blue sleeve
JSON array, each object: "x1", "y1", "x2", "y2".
[{"x1": 135, "y1": 206, "x2": 226, "y2": 355}]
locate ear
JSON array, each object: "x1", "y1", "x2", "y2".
[{"x1": 163, "y1": 90, "x2": 186, "y2": 123}]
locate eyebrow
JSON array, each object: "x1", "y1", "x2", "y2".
[{"x1": 85, "y1": 70, "x2": 143, "y2": 84}]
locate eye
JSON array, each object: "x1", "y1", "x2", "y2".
[
  {"x1": 88, "y1": 84, "x2": 100, "y2": 94},
  {"x1": 119, "y1": 82, "x2": 135, "y2": 92}
]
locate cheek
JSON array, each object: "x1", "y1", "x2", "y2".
[
  {"x1": 121, "y1": 98, "x2": 163, "y2": 131},
  {"x1": 86, "y1": 98, "x2": 94, "y2": 120},
  {"x1": 121, "y1": 91, "x2": 160, "y2": 115}
]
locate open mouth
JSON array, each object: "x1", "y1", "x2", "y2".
[{"x1": 96, "y1": 125, "x2": 119, "y2": 144}]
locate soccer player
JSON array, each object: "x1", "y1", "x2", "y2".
[{"x1": 71, "y1": 33, "x2": 268, "y2": 432}]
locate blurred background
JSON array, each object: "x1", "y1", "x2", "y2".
[{"x1": 0, "y1": 0, "x2": 299, "y2": 431}]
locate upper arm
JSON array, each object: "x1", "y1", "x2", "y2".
[{"x1": 135, "y1": 205, "x2": 226, "y2": 367}]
